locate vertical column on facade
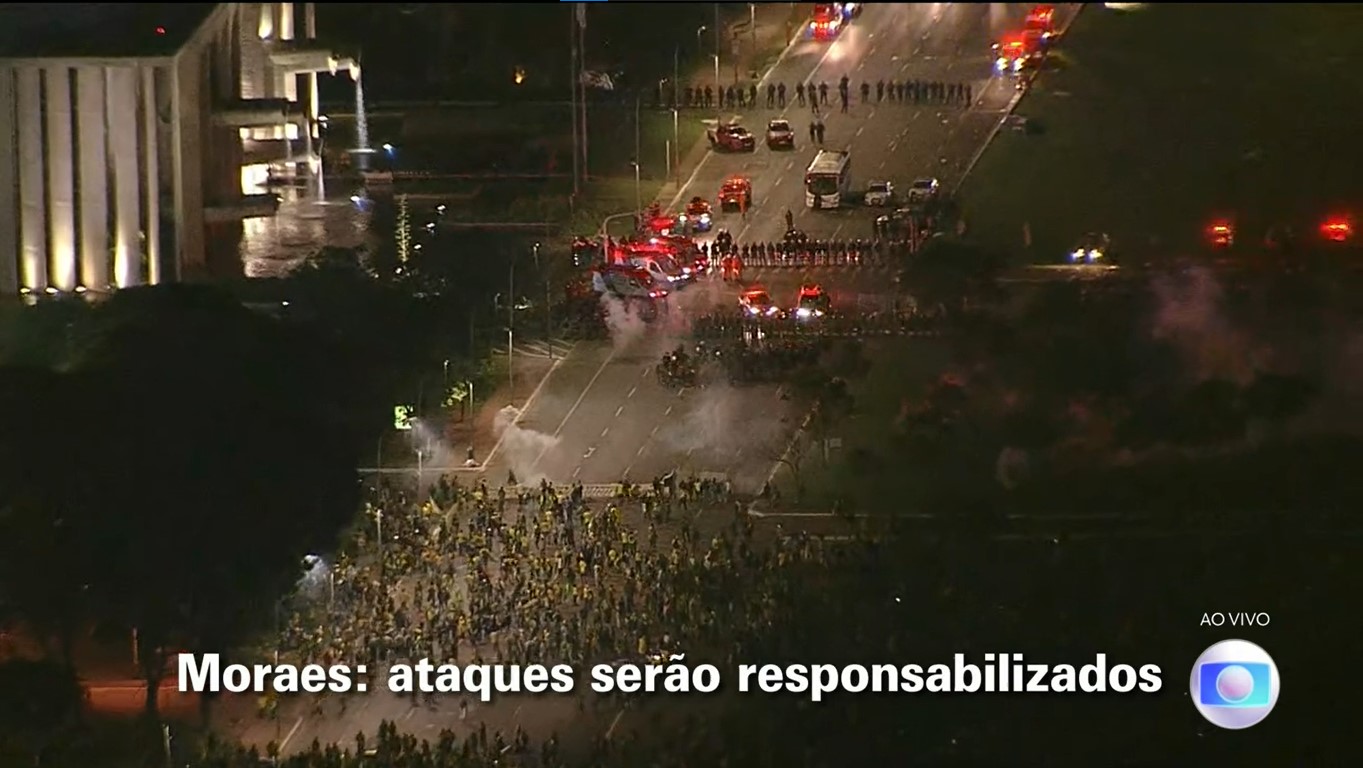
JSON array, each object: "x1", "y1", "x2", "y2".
[
  {"x1": 257, "y1": 1, "x2": 275, "y2": 41},
  {"x1": 43, "y1": 68, "x2": 77, "y2": 291},
  {"x1": 0, "y1": 69, "x2": 19, "y2": 295},
  {"x1": 15, "y1": 68, "x2": 47, "y2": 291},
  {"x1": 76, "y1": 67, "x2": 110, "y2": 291},
  {"x1": 142, "y1": 66, "x2": 162, "y2": 285},
  {"x1": 107, "y1": 67, "x2": 142, "y2": 288},
  {"x1": 304, "y1": 1, "x2": 320, "y2": 178}
]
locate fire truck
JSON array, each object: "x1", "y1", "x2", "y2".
[
  {"x1": 807, "y1": 4, "x2": 845, "y2": 40},
  {"x1": 718, "y1": 176, "x2": 753, "y2": 212},
  {"x1": 993, "y1": 32, "x2": 1044, "y2": 74},
  {"x1": 1026, "y1": 5, "x2": 1057, "y2": 40}
]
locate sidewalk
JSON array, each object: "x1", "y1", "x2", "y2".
[{"x1": 650, "y1": 3, "x2": 807, "y2": 207}]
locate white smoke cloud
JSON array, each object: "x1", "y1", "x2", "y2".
[
  {"x1": 599, "y1": 294, "x2": 647, "y2": 349},
  {"x1": 493, "y1": 404, "x2": 559, "y2": 484},
  {"x1": 1148, "y1": 266, "x2": 1260, "y2": 383}
]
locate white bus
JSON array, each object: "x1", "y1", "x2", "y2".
[{"x1": 804, "y1": 150, "x2": 852, "y2": 209}]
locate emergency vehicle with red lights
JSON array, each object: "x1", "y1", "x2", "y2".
[
  {"x1": 1320, "y1": 217, "x2": 1354, "y2": 243},
  {"x1": 1026, "y1": 5, "x2": 1057, "y2": 40},
  {"x1": 592, "y1": 263, "x2": 668, "y2": 301},
  {"x1": 613, "y1": 240, "x2": 690, "y2": 286},
  {"x1": 1207, "y1": 221, "x2": 1234, "y2": 249},
  {"x1": 718, "y1": 176, "x2": 753, "y2": 212},
  {"x1": 740, "y1": 286, "x2": 781, "y2": 318},
  {"x1": 993, "y1": 33, "x2": 1042, "y2": 74},
  {"x1": 793, "y1": 283, "x2": 831, "y2": 321},
  {"x1": 807, "y1": 5, "x2": 846, "y2": 40}
]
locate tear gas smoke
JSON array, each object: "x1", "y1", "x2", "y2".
[
  {"x1": 599, "y1": 295, "x2": 647, "y2": 349},
  {"x1": 493, "y1": 405, "x2": 559, "y2": 484},
  {"x1": 1149, "y1": 267, "x2": 1258, "y2": 384},
  {"x1": 656, "y1": 383, "x2": 785, "y2": 459}
]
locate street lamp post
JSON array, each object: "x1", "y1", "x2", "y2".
[
  {"x1": 507, "y1": 256, "x2": 515, "y2": 394},
  {"x1": 536, "y1": 242, "x2": 552, "y2": 359},
  {"x1": 713, "y1": 54, "x2": 721, "y2": 127},
  {"x1": 633, "y1": 93, "x2": 642, "y2": 211},
  {"x1": 599, "y1": 210, "x2": 641, "y2": 265},
  {"x1": 749, "y1": 3, "x2": 757, "y2": 53},
  {"x1": 631, "y1": 161, "x2": 642, "y2": 213},
  {"x1": 714, "y1": 4, "x2": 722, "y2": 113},
  {"x1": 671, "y1": 108, "x2": 680, "y2": 183}
]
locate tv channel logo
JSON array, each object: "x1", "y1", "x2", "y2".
[{"x1": 1190, "y1": 639, "x2": 1280, "y2": 729}]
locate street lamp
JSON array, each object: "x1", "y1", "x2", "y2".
[
  {"x1": 506, "y1": 254, "x2": 515, "y2": 394},
  {"x1": 671, "y1": 108, "x2": 680, "y2": 183},
  {"x1": 714, "y1": 54, "x2": 721, "y2": 126},
  {"x1": 696, "y1": 25, "x2": 707, "y2": 53},
  {"x1": 535, "y1": 242, "x2": 553, "y2": 359},
  {"x1": 599, "y1": 210, "x2": 641, "y2": 264},
  {"x1": 631, "y1": 160, "x2": 642, "y2": 213}
]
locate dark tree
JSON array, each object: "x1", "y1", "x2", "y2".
[
  {"x1": 0, "y1": 659, "x2": 83, "y2": 764},
  {"x1": 53, "y1": 285, "x2": 358, "y2": 718}
]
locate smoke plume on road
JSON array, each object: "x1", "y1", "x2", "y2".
[
  {"x1": 1149, "y1": 266, "x2": 1259, "y2": 383},
  {"x1": 493, "y1": 405, "x2": 558, "y2": 483},
  {"x1": 600, "y1": 295, "x2": 647, "y2": 349}
]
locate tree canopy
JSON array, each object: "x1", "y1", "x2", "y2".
[{"x1": 0, "y1": 285, "x2": 363, "y2": 716}]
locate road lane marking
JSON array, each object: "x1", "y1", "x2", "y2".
[
  {"x1": 664, "y1": 17, "x2": 808, "y2": 212},
  {"x1": 686, "y1": 447, "x2": 695, "y2": 457},
  {"x1": 279, "y1": 717, "x2": 305, "y2": 752},
  {"x1": 651, "y1": 425, "x2": 659, "y2": 436},
  {"x1": 601, "y1": 427, "x2": 610, "y2": 438},
  {"x1": 530, "y1": 349, "x2": 616, "y2": 470},
  {"x1": 628, "y1": 386, "x2": 637, "y2": 398},
  {"x1": 614, "y1": 406, "x2": 624, "y2": 417},
  {"x1": 855, "y1": 126, "x2": 864, "y2": 137},
  {"x1": 482, "y1": 354, "x2": 569, "y2": 469},
  {"x1": 665, "y1": 405, "x2": 673, "y2": 415},
  {"x1": 573, "y1": 466, "x2": 582, "y2": 478},
  {"x1": 773, "y1": 176, "x2": 782, "y2": 187},
  {"x1": 637, "y1": 445, "x2": 646, "y2": 456}
]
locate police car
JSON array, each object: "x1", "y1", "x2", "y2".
[
  {"x1": 793, "y1": 283, "x2": 831, "y2": 321},
  {"x1": 740, "y1": 286, "x2": 781, "y2": 318}
]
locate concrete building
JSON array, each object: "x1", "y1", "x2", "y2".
[{"x1": 0, "y1": 3, "x2": 356, "y2": 298}]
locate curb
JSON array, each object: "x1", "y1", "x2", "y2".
[{"x1": 951, "y1": 2, "x2": 1088, "y2": 197}]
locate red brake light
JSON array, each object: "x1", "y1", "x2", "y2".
[{"x1": 1321, "y1": 219, "x2": 1353, "y2": 241}]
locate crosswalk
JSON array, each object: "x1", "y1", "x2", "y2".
[{"x1": 492, "y1": 337, "x2": 572, "y2": 359}]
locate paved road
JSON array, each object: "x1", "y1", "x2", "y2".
[
  {"x1": 479, "y1": 4, "x2": 1081, "y2": 492},
  {"x1": 664, "y1": 2, "x2": 1076, "y2": 312},
  {"x1": 482, "y1": 336, "x2": 795, "y2": 492}
]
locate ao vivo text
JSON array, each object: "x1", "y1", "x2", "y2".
[{"x1": 1200, "y1": 612, "x2": 1271, "y2": 627}]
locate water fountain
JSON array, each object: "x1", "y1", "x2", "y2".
[{"x1": 347, "y1": 64, "x2": 377, "y2": 171}]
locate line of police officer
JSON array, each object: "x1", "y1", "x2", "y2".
[
  {"x1": 704, "y1": 231, "x2": 934, "y2": 271},
  {"x1": 658, "y1": 77, "x2": 974, "y2": 111}
]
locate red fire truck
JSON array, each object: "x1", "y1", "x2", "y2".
[{"x1": 807, "y1": 5, "x2": 845, "y2": 40}]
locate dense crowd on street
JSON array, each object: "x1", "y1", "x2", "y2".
[{"x1": 209, "y1": 473, "x2": 833, "y2": 765}]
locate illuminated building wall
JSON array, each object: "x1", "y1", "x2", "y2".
[{"x1": 0, "y1": 3, "x2": 343, "y2": 297}]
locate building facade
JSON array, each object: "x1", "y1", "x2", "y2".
[{"x1": 0, "y1": 3, "x2": 354, "y2": 298}]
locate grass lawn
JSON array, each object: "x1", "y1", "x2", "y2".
[
  {"x1": 777, "y1": 338, "x2": 955, "y2": 507},
  {"x1": 961, "y1": 4, "x2": 1363, "y2": 264}
]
